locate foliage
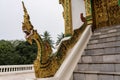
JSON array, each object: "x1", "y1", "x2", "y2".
[
  {"x1": 0, "y1": 31, "x2": 58, "y2": 65},
  {"x1": 10, "y1": 40, "x2": 23, "y2": 47},
  {"x1": 56, "y1": 33, "x2": 64, "y2": 46},
  {"x1": 15, "y1": 40, "x2": 37, "y2": 64},
  {"x1": 41, "y1": 31, "x2": 54, "y2": 48},
  {"x1": 0, "y1": 40, "x2": 37, "y2": 65},
  {"x1": 0, "y1": 40, "x2": 20, "y2": 65}
]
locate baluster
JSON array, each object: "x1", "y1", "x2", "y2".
[
  {"x1": 8, "y1": 68, "x2": 9, "y2": 72},
  {"x1": 15, "y1": 67, "x2": 16, "y2": 71},
  {"x1": 21, "y1": 67, "x2": 23, "y2": 71},
  {"x1": 5, "y1": 68, "x2": 6, "y2": 72},
  {"x1": 11, "y1": 68, "x2": 13, "y2": 72},
  {"x1": 18, "y1": 67, "x2": 19, "y2": 71},
  {"x1": 17, "y1": 67, "x2": 18, "y2": 71},
  {"x1": 24, "y1": 67, "x2": 26, "y2": 70},
  {"x1": 2, "y1": 68, "x2": 4, "y2": 72},
  {"x1": 13, "y1": 67, "x2": 14, "y2": 72},
  {"x1": 10, "y1": 67, "x2": 11, "y2": 72}
]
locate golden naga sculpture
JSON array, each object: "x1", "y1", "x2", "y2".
[{"x1": 22, "y1": 1, "x2": 87, "y2": 78}]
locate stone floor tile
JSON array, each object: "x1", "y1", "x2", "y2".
[
  {"x1": 98, "y1": 75, "x2": 114, "y2": 80},
  {"x1": 86, "y1": 74, "x2": 98, "y2": 80}
]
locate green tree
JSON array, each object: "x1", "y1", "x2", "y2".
[
  {"x1": 56, "y1": 33, "x2": 64, "y2": 46},
  {"x1": 10, "y1": 40, "x2": 23, "y2": 47},
  {"x1": 0, "y1": 40, "x2": 20, "y2": 65},
  {"x1": 41, "y1": 31, "x2": 54, "y2": 48},
  {"x1": 15, "y1": 41, "x2": 37, "y2": 64}
]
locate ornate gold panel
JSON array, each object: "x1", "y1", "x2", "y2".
[
  {"x1": 93, "y1": 0, "x2": 120, "y2": 28},
  {"x1": 84, "y1": 0, "x2": 93, "y2": 24},
  {"x1": 93, "y1": 0, "x2": 109, "y2": 28},
  {"x1": 59, "y1": 0, "x2": 73, "y2": 36},
  {"x1": 107, "y1": 0, "x2": 120, "y2": 25}
]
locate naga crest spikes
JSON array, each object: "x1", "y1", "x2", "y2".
[
  {"x1": 22, "y1": 1, "x2": 34, "y2": 44},
  {"x1": 22, "y1": 1, "x2": 28, "y2": 15},
  {"x1": 22, "y1": 1, "x2": 31, "y2": 24}
]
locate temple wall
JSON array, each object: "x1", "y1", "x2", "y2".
[{"x1": 71, "y1": 0, "x2": 86, "y2": 30}]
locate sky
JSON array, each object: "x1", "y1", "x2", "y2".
[{"x1": 0, "y1": 0, "x2": 64, "y2": 41}]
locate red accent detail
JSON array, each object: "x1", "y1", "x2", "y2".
[{"x1": 80, "y1": 13, "x2": 86, "y2": 22}]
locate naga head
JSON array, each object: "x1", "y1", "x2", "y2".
[
  {"x1": 22, "y1": 22, "x2": 34, "y2": 44},
  {"x1": 22, "y1": 1, "x2": 38, "y2": 44}
]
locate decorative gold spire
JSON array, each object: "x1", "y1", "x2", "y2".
[{"x1": 22, "y1": 1, "x2": 28, "y2": 14}]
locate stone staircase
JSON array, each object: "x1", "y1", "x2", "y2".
[{"x1": 73, "y1": 25, "x2": 120, "y2": 80}]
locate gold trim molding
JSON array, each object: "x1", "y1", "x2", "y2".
[
  {"x1": 84, "y1": 0, "x2": 93, "y2": 24},
  {"x1": 59, "y1": 0, "x2": 73, "y2": 36}
]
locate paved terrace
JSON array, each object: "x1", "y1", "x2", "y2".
[{"x1": 0, "y1": 65, "x2": 35, "y2": 80}]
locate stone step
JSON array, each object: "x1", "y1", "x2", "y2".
[
  {"x1": 93, "y1": 28, "x2": 120, "y2": 36},
  {"x1": 73, "y1": 71, "x2": 120, "y2": 80},
  {"x1": 94, "y1": 25, "x2": 120, "y2": 33},
  {"x1": 84, "y1": 47, "x2": 120, "y2": 55},
  {"x1": 90, "y1": 31, "x2": 120, "y2": 41},
  {"x1": 86, "y1": 41, "x2": 120, "y2": 50},
  {"x1": 89, "y1": 36, "x2": 120, "y2": 44},
  {"x1": 80, "y1": 54, "x2": 120, "y2": 63},
  {"x1": 73, "y1": 25, "x2": 120, "y2": 80},
  {"x1": 93, "y1": 27, "x2": 120, "y2": 36},
  {"x1": 76, "y1": 63, "x2": 120, "y2": 72}
]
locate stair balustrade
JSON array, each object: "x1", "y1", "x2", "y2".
[{"x1": 0, "y1": 64, "x2": 34, "y2": 75}]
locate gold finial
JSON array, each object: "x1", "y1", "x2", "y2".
[
  {"x1": 22, "y1": 1, "x2": 30, "y2": 22},
  {"x1": 22, "y1": 1, "x2": 28, "y2": 14}
]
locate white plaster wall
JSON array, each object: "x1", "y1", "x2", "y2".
[{"x1": 71, "y1": 0, "x2": 86, "y2": 30}]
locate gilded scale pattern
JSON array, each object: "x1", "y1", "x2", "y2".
[
  {"x1": 93, "y1": 0, "x2": 120, "y2": 28},
  {"x1": 107, "y1": 0, "x2": 120, "y2": 25}
]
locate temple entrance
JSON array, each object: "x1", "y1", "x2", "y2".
[{"x1": 92, "y1": 0, "x2": 120, "y2": 28}]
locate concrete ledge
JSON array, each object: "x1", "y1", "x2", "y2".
[
  {"x1": 25, "y1": 77, "x2": 58, "y2": 80},
  {"x1": 74, "y1": 71, "x2": 120, "y2": 76}
]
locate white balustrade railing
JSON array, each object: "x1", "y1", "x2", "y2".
[{"x1": 0, "y1": 64, "x2": 34, "y2": 75}]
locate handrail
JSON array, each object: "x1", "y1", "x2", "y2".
[
  {"x1": 55, "y1": 25, "x2": 92, "y2": 80},
  {"x1": 0, "y1": 64, "x2": 34, "y2": 75},
  {"x1": 27, "y1": 24, "x2": 92, "y2": 80}
]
